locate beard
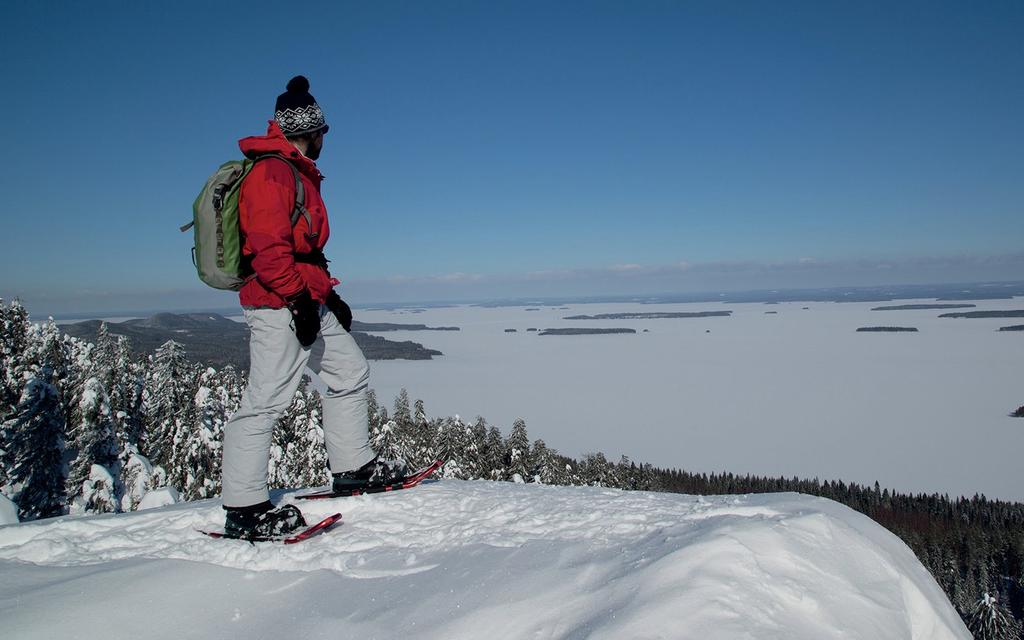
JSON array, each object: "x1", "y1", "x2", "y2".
[{"x1": 305, "y1": 136, "x2": 323, "y2": 161}]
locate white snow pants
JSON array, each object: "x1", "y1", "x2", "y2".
[{"x1": 222, "y1": 305, "x2": 375, "y2": 507}]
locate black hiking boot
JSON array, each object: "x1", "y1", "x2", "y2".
[
  {"x1": 332, "y1": 456, "x2": 408, "y2": 493},
  {"x1": 223, "y1": 501, "x2": 306, "y2": 539}
]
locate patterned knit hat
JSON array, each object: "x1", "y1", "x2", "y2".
[{"x1": 274, "y1": 75, "x2": 329, "y2": 137}]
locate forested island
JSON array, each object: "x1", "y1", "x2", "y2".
[
  {"x1": 871, "y1": 304, "x2": 976, "y2": 311},
  {"x1": 540, "y1": 328, "x2": 636, "y2": 336},
  {"x1": 998, "y1": 325, "x2": 1024, "y2": 332},
  {"x1": 856, "y1": 327, "x2": 919, "y2": 332},
  {"x1": 62, "y1": 313, "x2": 444, "y2": 370},
  {"x1": 564, "y1": 311, "x2": 731, "y2": 320},
  {"x1": 352, "y1": 321, "x2": 459, "y2": 332},
  {"x1": 939, "y1": 310, "x2": 1024, "y2": 319}
]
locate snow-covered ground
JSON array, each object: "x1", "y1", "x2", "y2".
[
  {"x1": 0, "y1": 480, "x2": 969, "y2": 639},
  {"x1": 358, "y1": 298, "x2": 1024, "y2": 501}
]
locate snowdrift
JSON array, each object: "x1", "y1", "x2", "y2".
[{"x1": 0, "y1": 480, "x2": 969, "y2": 639}]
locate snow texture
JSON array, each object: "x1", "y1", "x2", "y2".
[
  {"x1": 0, "y1": 481, "x2": 969, "y2": 639},
  {"x1": 0, "y1": 494, "x2": 17, "y2": 525},
  {"x1": 137, "y1": 486, "x2": 179, "y2": 511}
]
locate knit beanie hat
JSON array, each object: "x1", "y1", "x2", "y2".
[{"x1": 274, "y1": 75, "x2": 329, "y2": 137}]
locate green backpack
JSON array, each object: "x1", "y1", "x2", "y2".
[{"x1": 182, "y1": 154, "x2": 310, "y2": 290}]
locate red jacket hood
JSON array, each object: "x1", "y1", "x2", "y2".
[{"x1": 238, "y1": 120, "x2": 323, "y2": 183}]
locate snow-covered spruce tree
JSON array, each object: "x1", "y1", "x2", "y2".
[
  {"x1": 285, "y1": 384, "x2": 329, "y2": 488},
  {"x1": 617, "y1": 456, "x2": 643, "y2": 489},
  {"x1": 580, "y1": 452, "x2": 613, "y2": 487},
  {"x1": 636, "y1": 462, "x2": 655, "y2": 491},
  {"x1": 483, "y1": 425, "x2": 506, "y2": 481},
  {"x1": 366, "y1": 387, "x2": 380, "y2": 429},
  {"x1": 463, "y1": 416, "x2": 488, "y2": 479},
  {"x1": 269, "y1": 376, "x2": 308, "y2": 489},
  {"x1": 435, "y1": 415, "x2": 469, "y2": 479},
  {"x1": 530, "y1": 438, "x2": 564, "y2": 485},
  {"x1": 413, "y1": 398, "x2": 427, "y2": 428},
  {"x1": 504, "y1": 418, "x2": 532, "y2": 483},
  {"x1": 0, "y1": 366, "x2": 66, "y2": 520},
  {"x1": 106, "y1": 335, "x2": 145, "y2": 460},
  {"x1": 44, "y1": 324, "x2": 91, "y2": 441},
  {"x1": 91, "y1": 323, "x2": 116, "y2": 390},
  {"x1": 142, "y1": 340, "x2": 196, "y2": 471},
  {"x1": 393, "y1": 388, "x2": 412, "y2": 430},
  {"x1": 65, "y1": 377, "x2": 120, "y2": 514},
  {"x1": 404, "y1": 397, "x2": 436, "y2": 469},
  {"x1": 966, "y1": 592, "x2": 1022, "y2": 640},
  {"x1": 371, "y1": 417, "x2": 407, "y2": 465},
  {"x1": 0, "y1": 299, "x2": 31, "y2": 417},
  {"x1": 170, "y1": 368, "x2": 227, "y2": 500}
]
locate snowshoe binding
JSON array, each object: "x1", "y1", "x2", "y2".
[
  {"x1": 332, "y1": 456, "x2": 409, "y2": 493},
  {"x1": 222, "y1": 502, "x2": 307, "y2": 540}
]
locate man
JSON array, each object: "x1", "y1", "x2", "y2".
[{"x1": 221, "y1": 76, "x2": 400, "y2": 538}]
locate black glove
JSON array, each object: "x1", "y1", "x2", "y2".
[
  {"x1": 287, "y1": 290, "x2": 321, "y2": 347},
  {"x1": 325, "y1": 290, "x2": 353, "y2": 332}
]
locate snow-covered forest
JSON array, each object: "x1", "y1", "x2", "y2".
[
  {"x1": 0, "y1": 298, "x2": 641, "y2": 522},
  {"x1": 1, "y1": 298, "x2": 1022, "y2": 637}
]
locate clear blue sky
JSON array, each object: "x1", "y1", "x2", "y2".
[{"x1": 1, "y1": 1, "x2": 1022, "y2": 315}]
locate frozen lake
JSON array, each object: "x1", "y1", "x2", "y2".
[{"x1": 355, "y1": 298, "x2": 1024, "y2": 502}]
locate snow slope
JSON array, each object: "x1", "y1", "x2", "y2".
[{"x1": 0, "y1": 481, "x2": 969, "y2": 640}]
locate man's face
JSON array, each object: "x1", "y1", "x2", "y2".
[{"x1": 306, "y1": 130, "x2": 325, "y2": 161}]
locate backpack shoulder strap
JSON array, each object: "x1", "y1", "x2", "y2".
[{"x1": 252, "y1": 154, "x2": 313, "y2": 234}]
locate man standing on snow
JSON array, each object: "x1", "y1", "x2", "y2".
[{"x1": 220, "y1": 76, "x2": 401, "y2": 538}]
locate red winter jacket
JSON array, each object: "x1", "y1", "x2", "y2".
[{"x1": 237, "y1": 121, "x2": 337, "y2": 308}]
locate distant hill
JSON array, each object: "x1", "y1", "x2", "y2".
[{"x1": 61, "y1": 313, "x2": 443, "y2": 370}]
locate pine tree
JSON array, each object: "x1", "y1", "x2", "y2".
[
  {"x1": 0, "y1": 299, "x2": 31, "y2": 418},
  {"x1": 413, "y1": 399, "x2": 427, "y2": 426},
  {"x1": 483, "y1": 426, "x2": 505, "y2": 481},
  {"x1": 404, "y1": 397, "x2": 436, "y2": 468},
  {"x1": 394, "y1": 388, "x2": 412, "y2": 428},
  {"x1": 142, "y1": 340, "x2": 195, "y2": 470},
  {"x1": 463, "y1": 416, "x2": 488, "y2": 479},
  {"x1": 0, "y1": 367, "x2": 66, "y2": 520},
  {"x1": 108, "y1": 336, "x2": 145, "y2": 460},
  {"x1": 505, "y1": 418, "x2": 532, "y2": 483},
  {"x1": 172, "y1": 367, "x2": 226, "y2": 499},
  {"x1": 269, "y1": 376, "x2": 307, "y2": 488},
  {"x1": 286, "y1": 385, "x2": 329, "y2": 488},
  {"x1": 65, "y1": 377, "x2": 120, "y2": 514},
  {"x1": 366, "y1": 387, "x2": 380, "y2": 427},
  {"x1": 581, "y1": 452, "x2": 612, "y2": 486},
  {"x1": 51, "y1": 324, "x2": 91, "y2": 436},
  {"x1": 967, "y1": 592, "x2": 1023, "y2": 640},
  {"x1": 531, "y1": 439, "x2": 563, "y2": 484},
  {"x1": 371, "y1": 418, "x2": 407, "y2": 464},
  {"x1": 435, "y1": 416, "x2": 469, "y2": 479},
  {"x1": 92, "y1": 322, "x2": 117, "y2": 391}
]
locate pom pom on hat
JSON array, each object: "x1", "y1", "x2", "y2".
[
  {"x1": 286, "y1": 75, "x2": 310, "y2": 93},
  {"x1": 275, "y1": 75, "x2": 327, "y2": 136}
]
